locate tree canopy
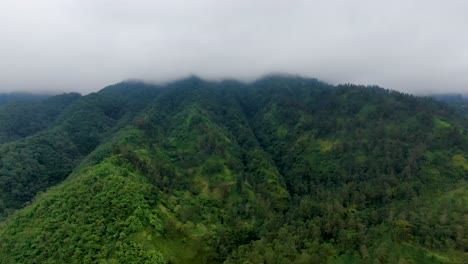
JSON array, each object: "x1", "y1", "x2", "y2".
[{"x1": 0, "y1": 76, "x2": 466, "y2": 263}]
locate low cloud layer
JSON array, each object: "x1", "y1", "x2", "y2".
[{"x1": 1, "y1": 0, "x2": 467, "y2": 94}]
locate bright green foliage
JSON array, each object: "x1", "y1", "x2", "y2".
[
  {"x1": 0, "y1": 76, "x2": 466, "y2": 263},
  {"x1": 0, "y1": 158, "x2": 165, "y2": 263}
]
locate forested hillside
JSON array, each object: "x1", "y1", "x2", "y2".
[
  {"x1": 0, "y1": 93, "x2": 80, "y2": 145},
  {"x1": 0, "y1": 93, "x2": 49, "y2": 105},
  {"x1": 0, "y1": 76, "x2": 466, "y2": 263},
  {"x1": 431, "y1": 94, "x2": 468, "y2": 117}
]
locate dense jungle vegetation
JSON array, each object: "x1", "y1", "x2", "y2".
[{"x1": 0, "y1": 76, "x2": 466, "y2": 263}]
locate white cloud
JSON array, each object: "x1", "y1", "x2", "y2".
[{"x1": 0, "y1": 0, "x2": 467, "y2": 94}]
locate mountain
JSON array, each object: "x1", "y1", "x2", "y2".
[
  {"x1": 431, "y1": 94, "x2": 468, "y2": 117},
  {"x1": 430, "y1": 94, "x2": 468, "y2": 104},
  {"x1": 0, "y1": 76, "x2": 466, "y2": 263},
  {"x1": 0, "y1": 93, "x2": 81, "y2": 145},
  {"x1": 0, "y1": 93, "x2": 50, "y2": 105}
]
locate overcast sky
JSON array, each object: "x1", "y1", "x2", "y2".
[{"x1": 0, "y1": 0, "x2": 467, "y2": 94}]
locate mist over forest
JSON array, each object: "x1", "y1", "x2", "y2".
[{"x1": 0, "y1": 1, "x2": 467, "y2": 263}]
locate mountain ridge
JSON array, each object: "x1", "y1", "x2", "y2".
[{"x1": 0, "y1": 76, "x2": 466, "y2": 263}]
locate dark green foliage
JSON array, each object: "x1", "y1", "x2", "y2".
[
  {"x1": 431, "y1": 93, "x2": 468, "y2": 117},
  {"x1": 0, "y1": 82, "x2": 162, "y2": 220},
  {"x1": 0, "y1": 93, "x2": 49, "y2": 105},
  {"x1": 0, "y1": 76, "x2": 466, "y2": 263},
  {"x1": 0, "y1": 93, "x2": 80, "y2": 145}
]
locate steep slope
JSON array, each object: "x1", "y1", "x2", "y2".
[
  {"x1": 227, "y1": 77, "x2": 468, "y2": 263},
  {"x1": 107, "y1": 77, "x2": 289, "y2": 262},
  {"x1": 0, "y1": 76, "x2": 466, "y2": 263},
  {"x1": 0, "y1": 82, "x2": 162, "y2": 219}
]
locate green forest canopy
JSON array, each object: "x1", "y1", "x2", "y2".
[{"x1": 0, "y1": 76, "x2": 466, "y2": 263}]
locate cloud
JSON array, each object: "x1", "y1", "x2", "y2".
[{"x1": 0, "y1": 0, "x2": 467, "y2": 94}]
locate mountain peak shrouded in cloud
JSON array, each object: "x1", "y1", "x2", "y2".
[{"x1": 0, "y1": 0, "x2": 467, "y2": 94}]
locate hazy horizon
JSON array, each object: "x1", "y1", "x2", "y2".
[
  {"x1": 1, "y1": 0, "x2": 467, "y2": 95},
  {"x1": 1, "y1": 74, "x2": 467, "y2": 98}
]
